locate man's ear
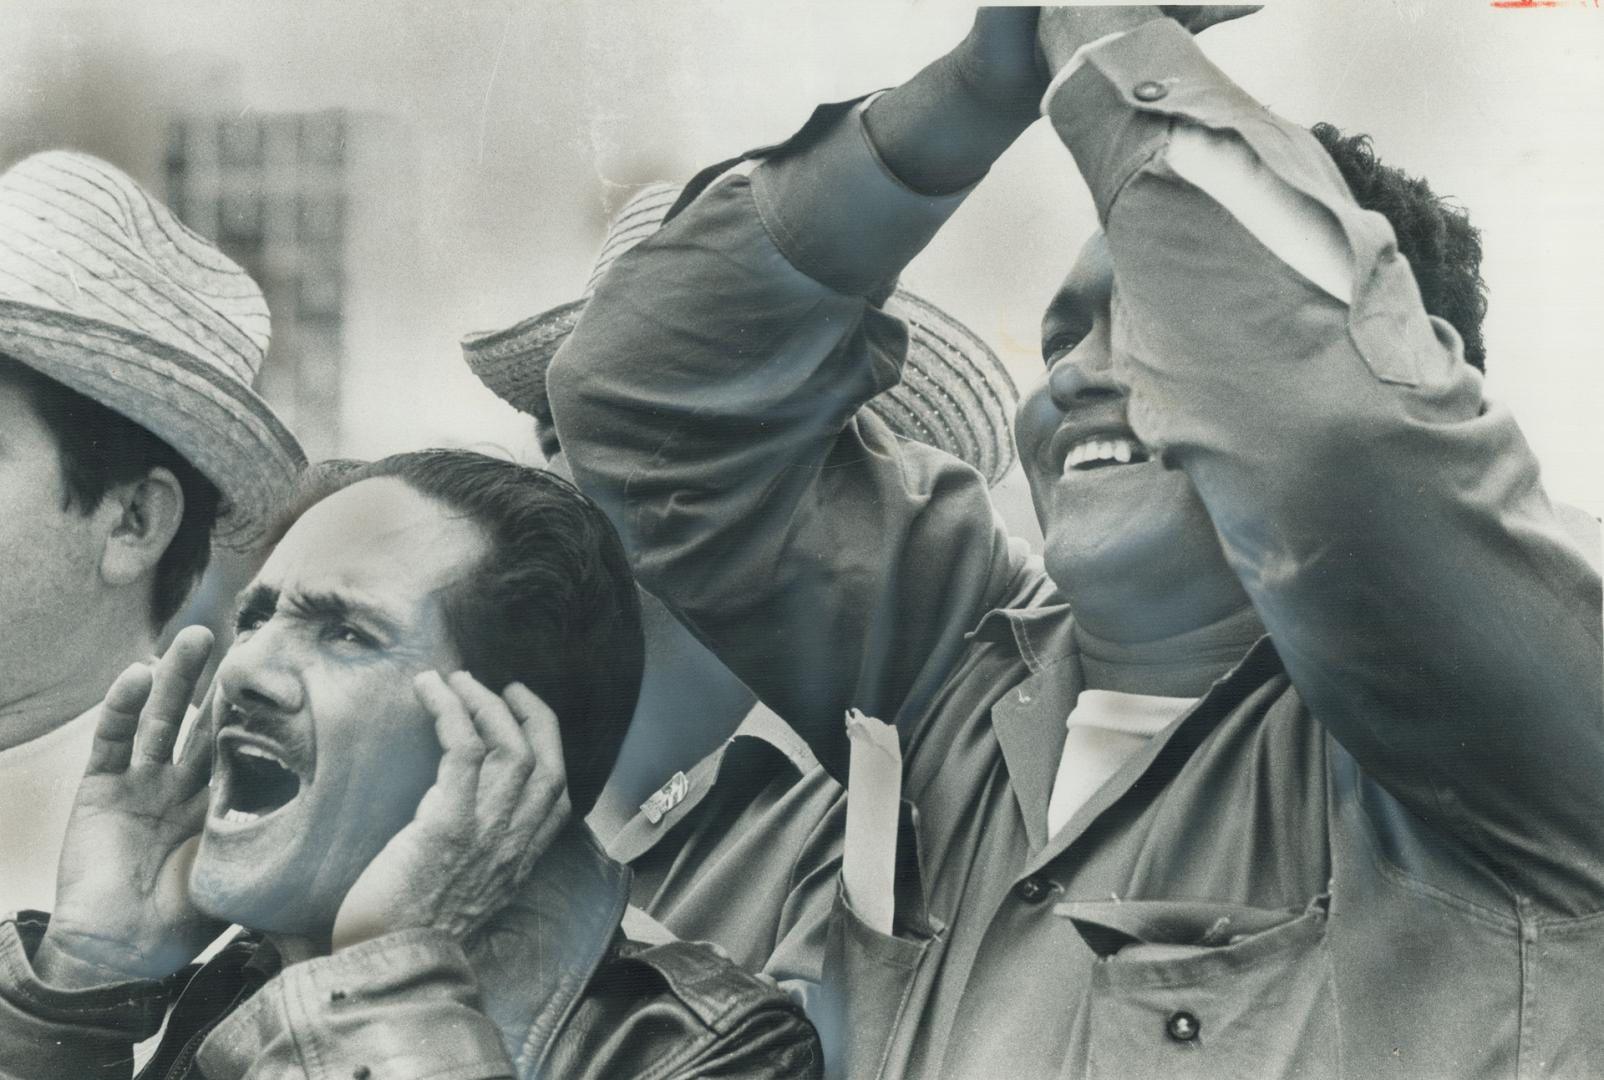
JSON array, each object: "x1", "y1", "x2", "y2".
[{"x1": 98, "y1": 466, "x2": 185, "y2": 587}]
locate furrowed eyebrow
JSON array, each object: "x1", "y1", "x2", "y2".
[
  {"x1": 288, "y1": 589, "x2": 400, "y2": 636},
  {"x1": 233, "y1": 584, "x2": 278, "y2": 628}
]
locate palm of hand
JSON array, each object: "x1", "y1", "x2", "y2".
[
  {"x1": 50, "y1": 766, "x2": 217, "y2": 979},
  {"x1": 37, "y1": 627, "x2": 224, "y2": 987}
]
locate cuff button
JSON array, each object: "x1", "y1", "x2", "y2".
[{"x1": 1133, "y1": 80, "x2": 1169, "y2": 102}]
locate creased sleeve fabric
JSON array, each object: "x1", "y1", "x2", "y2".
[
  {"x1": 548, "y1": 104, "x2": 1032, "y2": 779},
  {"x1": 195, "y1": 929, "x2": 511, "y2": 1080},
  {"x1": 1048, "y1": 17, "x2": 1604, "y2": 913},
  {"x1": 0, "y1": 913, "x2": 168, "y2": 1080}
]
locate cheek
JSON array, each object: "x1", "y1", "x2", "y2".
[{"x1": 1013, "y1": 380, "x2": 1057, "y2": 466}]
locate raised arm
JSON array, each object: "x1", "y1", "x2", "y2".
[
  {"x1": 1039, "y1": 11, "x2": 1604, "y2": 910},
  {"x1": 548, "y1": 14, "x2": 1045, "y2": 777}
]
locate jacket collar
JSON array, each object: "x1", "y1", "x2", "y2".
[{"x1": 469, "y1": 820, "x2": 632, "y2": 1075}]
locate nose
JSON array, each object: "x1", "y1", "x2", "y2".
[
  {"x1": 1046, "y1": 336, "x2": 1121, "y2": 412},
  {"x1": 214, "y1": 623, "x2": 303, "y2": 715}
]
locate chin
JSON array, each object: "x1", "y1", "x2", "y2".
[{"x1": 189, "y1": 843, "x2": 337, "y2": 937}]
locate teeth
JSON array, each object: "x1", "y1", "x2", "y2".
[
  {"x1": 223, "y1": 808, "x2": 261, "y2": 824},
  {"x1": 1063, "y1": 436, "x2": 1142, "y2": 474},
  {"x1": 236, "y1": 745, "x2": 286, "y2": 766}
]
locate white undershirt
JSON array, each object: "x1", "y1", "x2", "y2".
[
  {"x1": 0, "y1": 707, "x2": 97, "y2": 914},
  {"x1": 1046, "y1": 690, "x2": 1197, "y2": 837}
]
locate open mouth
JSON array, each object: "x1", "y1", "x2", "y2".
[
  {"x1": 217, "y1": 741, "x2": 303, "y2": 824},
  {"x1": 1062, "y1": 434, "x2": 1150, "y2": 474}
]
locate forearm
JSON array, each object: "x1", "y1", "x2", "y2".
[
  {"x1": 862, "y1": 49, "x2": 1036, "y2": 198},
  {"x1": 552, "y1": 100, "x2": 1023, "y2": 777}
]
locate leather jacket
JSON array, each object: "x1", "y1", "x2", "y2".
[{"x1": 0, "y1": 824, "x2": 821, "y2": 1079}]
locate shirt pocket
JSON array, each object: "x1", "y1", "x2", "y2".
[
  {"x1": 1055, "y1": 894, "x2": 1339, "y2": 1080},
  {"x1": 816, "y1": 878, "x2": 942, "y2": 1080}
]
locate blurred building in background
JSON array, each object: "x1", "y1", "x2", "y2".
[{"x1": 165, "y1": 110, "x2": 348, "y2": 459}]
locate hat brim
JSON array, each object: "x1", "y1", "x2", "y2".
[
  {"x1": 0, "y1": 299, "x2": 306, "y2": 549},
  {"x1": 464, "y1": 288, "x2": 1018, "y2": 486}
]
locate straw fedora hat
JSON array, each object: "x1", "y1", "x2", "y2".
[
  {"x1": 463, "y1": 183, "x2": 1019, "y2": 486},
  {"x1": 0, "y1": 151, "x2": 304, "y2": 547}
]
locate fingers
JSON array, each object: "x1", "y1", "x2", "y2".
[
  {"x1": 503, "y1": 682, "x2": 571, "y2": 865},
  {"x1": 410, "y1": 674, "x2": 570, "y2": 888},
  {"x1": 174, "y1": 683, "x2": 219, "y2": 790},
  {"x1": 447, "y1": 672, "x2": 532, "y2": 823},
  {"x1": 133, "y1": 626, "x2": 214, "y2": 766},
  {"x1": 414, "y1": 671, "x2": 484, "y2": 815},
  {"x1": 86, "y1": 663, "x2": 154, "y2": 775}
]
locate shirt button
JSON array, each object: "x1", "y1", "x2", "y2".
[
  {"x1": 1166, "y1": 1010, "x2": 1201, "y2": 1042},
  {"x1": 1013, "y1": 876, "x2": 1052, "y2": 904},
  {"x1": 1133, "y1": 80, "x2": 1169, "y2": 102},
  {"x1": 352, "y1": 1068, "x2": 371, "y2": 1080}
]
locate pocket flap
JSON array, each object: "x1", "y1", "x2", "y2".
[{"x1": 1055, "y1": 898, "x2": 1317, "y2": 958}]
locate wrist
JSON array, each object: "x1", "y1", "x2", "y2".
[
  {"x1": 864, "y1": 52, "x2": 1035, "y2": 197},
  {"x1": 33, "y1": 931, "x2": 149, "y2": 990}
]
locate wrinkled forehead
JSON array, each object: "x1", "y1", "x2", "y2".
[
  {"x1": 260, "y1": 477, "x2": 486, "y2": 603},
  {"x1": 1039, "y1": 232, "x2": 1114, "y2": 356}
]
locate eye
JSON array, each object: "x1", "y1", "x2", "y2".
[
  {"x1": 1042, "y1": 328, "x2": 1088, "y2": 365},
  {"x1": 323, "y1": 623, "x2": 378, "y2": 648},
  {"x1": 233, "y1": 607, "x2": 269, "y2": 635}
]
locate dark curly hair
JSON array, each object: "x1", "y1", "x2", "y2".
[{"x1": 1311, "y1": 122, "x2": 1489, "y2": 372}]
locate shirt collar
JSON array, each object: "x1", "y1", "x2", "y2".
[{"x1": 968, "y1": 600, "x2": 1079, "y2": 675}]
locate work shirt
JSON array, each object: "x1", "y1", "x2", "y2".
[
  {"x1": 549, "y1": 18, "x2": 1604, "y2": 1080},
  {"x1": 605, "y1": 703, "x2": 843, "y2": 987}
]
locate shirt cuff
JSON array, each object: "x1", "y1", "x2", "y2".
[
  {"x1": 1044, "y1": 17, "x2": 1266, "y2": 222},
  {"x1": 749, "y1": 100, "x2": 973, "y2": 297},
  {"x1": 1039, "y1": 29, "x2": 1134, "y2": 114}
]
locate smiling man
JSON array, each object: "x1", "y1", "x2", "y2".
[
  {"x1": 546, "y1": 7, "x2": 1603, "y2": 1079},
  {"x1": 0, "y1": 450, "x2": 821, "y2": 1079}
]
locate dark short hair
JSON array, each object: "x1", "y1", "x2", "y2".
[
  {"x1": 354, "y1": 449, "x2": 644, "y2": 818},
  {"x1": 1312, "y1": 122, "x2": 1489, "y2": 372},
  {"x1": 1, "y1": 354, "x2": 221, "y2": 629}
]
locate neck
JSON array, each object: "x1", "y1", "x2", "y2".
[
  {"x1": 1074, "y1": 603, "x2": 1264, "y2": 699},
  {"x1": 0, "y1": 613, "x2": 155, "y2": 752}
]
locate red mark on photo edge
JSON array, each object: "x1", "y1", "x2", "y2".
[{"x1": 1491, "y1": 0, "x2": 1599, "y2": 7}]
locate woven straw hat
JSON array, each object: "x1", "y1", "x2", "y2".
[
  {"x1": 464, "y1": 183, "x2": 1019, "y2": 486},
  {"x1": 0, "y1": 151, "x2": 304, "y2": 548}
]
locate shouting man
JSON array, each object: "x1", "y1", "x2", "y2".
[
  {"x1": 548, "y1": 7, "x2": 1603, "y2": 1078},
  {"x1": 0, "y1": 451, "x2": 821, "y2": 1078}
]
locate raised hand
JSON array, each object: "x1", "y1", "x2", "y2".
[
  {"x1": 1037, "y1": 5, "x2": 1260, "y2": 74},
  {"x1": 330, "y1": 673, "x2": 571, "y2": 951},
  {"x1": 33, "y1": 626, "x2": 226, "y2": 988}
]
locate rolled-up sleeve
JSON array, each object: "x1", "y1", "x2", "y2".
[
  {"x1": 1049, "y1": 18, "x2": 1604, "y2": 910},
  {"x1": 549, "y1": 105, "x2": 1030, "y2": 777}
]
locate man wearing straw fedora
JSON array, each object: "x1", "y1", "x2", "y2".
[
  {"x1": 463, "y1": 182, "x2": 1024, "y2": 991},
  {"x1": 548, "y1": 7, "x2": 1602, "y2": 1079},
  {"x1": 0, "y1": 151, "x2": 304, "y2": 917}
]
